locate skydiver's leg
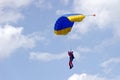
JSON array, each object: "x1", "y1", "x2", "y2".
[{"x1": 69, "y1": 61, "x2": 73, "y2": 69}]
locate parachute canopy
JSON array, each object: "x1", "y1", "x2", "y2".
[{"x1": 54, "y1": 14, "x2": 85, "y2": 35}]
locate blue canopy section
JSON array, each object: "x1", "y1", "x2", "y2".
[{"x1": 54, "y1": 16, "x2": 74, "y2": 31}]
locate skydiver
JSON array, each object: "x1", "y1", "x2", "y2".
[{"x1": 68, "y1": 50, "x2": 75, "y2": 69}]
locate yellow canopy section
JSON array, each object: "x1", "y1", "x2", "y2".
[
  {"x1": 67, "y1": 14, "x2": 85, "y2": 22},
  {"x1": 54, "y1": 27, "x2": 72, "y2": 35}
]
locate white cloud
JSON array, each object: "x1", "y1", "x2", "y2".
[
  {"x1": 68, "y1": 73, "x2": 107, "y2": 80},
  {"x1": 0, "y1": 0, "x2": 32, "y2": 24},
  {"x1": 56, "y1": 9, "x2": 71, "y2": 15},
  {"x1": 35, "y1": 0, "x2": 52, "y2": 9},
  {"x1": 68, "y1": 34, "x2": 80, "y2": 40},
  {"x1": 0, "y1": 24, "x2": 48, "y2": 60},
  {"x1": 60, "y1": 0, "x2": 69, "y2": 6},
  {"x1": 29, "y1": 52, "x2": 67, "y2": 62},
  {"x1": 72, "y1": 0, "x2": 120, "y2": 34},
  {"x1": 0, "y1": 0, "x2": 32, "y2": 8},
  {"x1": 28, "y1": 32, "x2": 49, "y2": 45},
  {"x1": 0, "y1": 9, "x2": 24, "y2": 23},
  {"x1": 92, "y1": 36, "x2": 120, "y2": 53},
  {"x1": 67, "y1": 73, "x2": 120, "y2": 80},
  {"x1": 77, "y1": 46, "x2": 91, "y2": 53},
  {"x1": 29, "y1": 51, "x2": 80, "y2": 62},
  {"x1": 0, "y1": 24, "x2": 35, "y2": 60},
  {"x1": 113, "y1": 26, "x2": 120, "y2": 38},
  {"x1": 35, "y1": 0, "x2": 69, "y2": 10},
  {"x1": 101, "y1": 57, "x2": 120, "y2": 74}
]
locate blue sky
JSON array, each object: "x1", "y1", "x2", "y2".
[{"x1": 0, "y1": 0, "x2": 120, "y2": 80}]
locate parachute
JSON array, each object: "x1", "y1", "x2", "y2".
[
  {"x1": 54, "y1": 14, "x2": 96, "y2": 69},
  {"x1": 54, "y1": 14, "x2": 85, "y2": 35},
  {"x1": 54, "y1": 14, "x2": 95, "y2": 35}
]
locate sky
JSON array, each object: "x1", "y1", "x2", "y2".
[{"x1": 0, "y1": 0, "x2": 120, "y2": 80}]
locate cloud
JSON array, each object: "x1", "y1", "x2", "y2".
[
  {"x1": 29, "y1": 51, "x2": 80, "y2": 62},
  {"x1": 28, "y1": 32, "x2": 49, "y2": 45},
  {"x1": 0, "y1": 9, "x2": 24, "y2": 23},
  {"x1": 77, "y1": 46, "x2": 92, "y2": 53},
  {"x1": 0, "y1": 24, "x2": 35, "y2": 60},
  {"x1": 0, "y1": 0, "x2": 32, "y2": 8},
  {"x1": 35, "y1": 0, "x2": 52, "y2": 9},
  {"x1": 0, "y1": 0, "x2": 32, "y2": 24},
  {"x1": 72, "y1": 0, "x2": 120, "y2": 34},
  {"x1": 68, "y1": 73, "x2": 106, "y2": 80},
  {"x1": 67, "y1": 73, "x2": 120, "y2": 80},
  {"x1": 92, "y1": 35, "x2": 120, "y2": 53},
  {"x1": 56, "y1": 9, "x2": 71, "y2": 15},
  {"x1": 101, "y1": 57, "x2": 120, "y2": 74},
  {"x1": 75, "y1": 36, "x2": 119, "y2": 55},
  {"x1": 60, "y1": 0, "x2": 69, "y2": 6},
  {"x1": 35, "y1": 0, "x2": 69, "y2": 10},
  {"x1": 29, "y1": 52, "x2": 67, "y2": 62}
]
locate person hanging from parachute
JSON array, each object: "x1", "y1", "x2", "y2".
[
  {"x1": 68, "y1": 50, "x2": 75, "y2": 69},
  {"x1": 54, "y1": 13, "x2": 96, "y2": 69}
]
